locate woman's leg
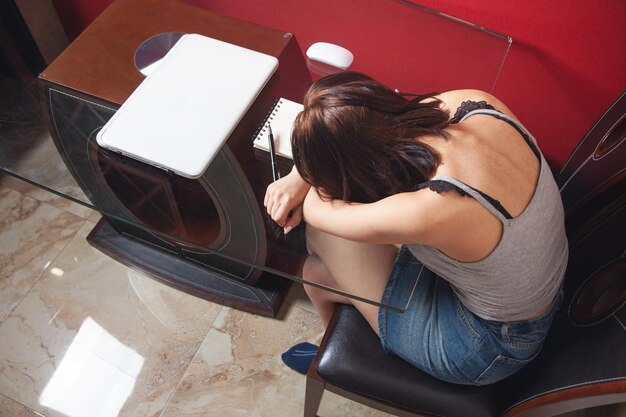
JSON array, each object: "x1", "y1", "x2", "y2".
[
  {"x1": 302, "y1": 254, "x2": 352, "y2": 325},
  {"x1": 304, "y1": 225, "x2": 398, "y2": 335}
]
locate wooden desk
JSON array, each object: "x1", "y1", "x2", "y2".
[
  {"x1": 38, "y1": 0, "x2": 311, "y2": 316},
  {"x1": 40, "y1": 0, "x2": 309, "y2": 105}
]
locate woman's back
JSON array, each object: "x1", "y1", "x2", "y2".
[
  {"x1": 421, "y1": 90, "x2": 543, "y2": 262},
  {"x1": 408, "y1": 93, "x2": 568, "y2": 321}
]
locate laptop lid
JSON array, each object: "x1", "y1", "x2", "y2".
[{"x1": 96, "y1": 34, "x2": 278, "y2": 178}]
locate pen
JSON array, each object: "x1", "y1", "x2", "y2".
[
  {"x1": 267, "y1": 124, "x2": 294, "y2": 223},
  {"x1": 268, "y1": 124, "x2": 280, "y2": 181}
]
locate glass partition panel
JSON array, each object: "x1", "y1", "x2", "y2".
[
  {"x1": 0, "y1": 0, "x2": 510, "y2": 313},
  {"x1": 348, "y1": 0, "x2": 511, "y2": 93}
]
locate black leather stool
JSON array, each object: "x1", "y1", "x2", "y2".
[
  {"x1": 306, "y1": 304, "x2": 509, "y2": 417},
  {"x1": 304, "y1": 92, "x2": 626, "y2": 417}
]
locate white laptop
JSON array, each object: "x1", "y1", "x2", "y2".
[{"x1": 96, "y1": 34, "x2": 278, "y2": 178}]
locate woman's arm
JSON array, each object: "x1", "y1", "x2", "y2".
[
  {"x1": 302, "y1": 187, "x2": 444, "y2": 245},
  {"x1": 264, "y1": 165, "x2": 311, "y2": 232}
]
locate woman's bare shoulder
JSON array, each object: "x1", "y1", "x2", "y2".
[{"x1": 435, "y1": 89, "x2": 520, "y2": 122}]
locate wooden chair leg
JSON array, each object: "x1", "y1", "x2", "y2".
[
  {"x1": 303, "y1": 305, "x2": 341, "y2": 417},
  {"x1": 304, "y1": 373, "x2": 325, "y2": 417}
]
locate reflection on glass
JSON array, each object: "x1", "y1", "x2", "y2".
[
  {"x1": 39, "y1": 317, "x2": 144, "y2": 417},
  {"x1": 97, "y1": 146, "x2": 226, "y2": 248},
  {"x1": 134, "y1": 32, "x2": 186, "y2": 76}
]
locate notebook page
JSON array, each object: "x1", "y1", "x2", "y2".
[{"x1": 253, "y1": 98, "x2": 303, "y2": 160}]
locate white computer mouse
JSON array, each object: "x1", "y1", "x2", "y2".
[{"x1": 306, "y1": 42, "x2": 354, "y2": 70}]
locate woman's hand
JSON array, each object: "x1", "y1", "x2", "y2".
[{"x1": 264, "y1": 166, "x2": 310, "y2": 233}]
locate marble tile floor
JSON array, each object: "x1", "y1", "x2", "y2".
[
  {"x1": 1, "y1": 176, "x2": 625, "y2": 417},
  {"x1": 0, "y1": 176, "x2": 390, "y2": 417}
]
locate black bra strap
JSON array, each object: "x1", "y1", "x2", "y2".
[
  {"x1": 454, "y1": 103, "x2": 541, "y2": 161},
  {"x1": 417, "y1": 103, "x2": 542, "y2": 221},
  {"x1": 449, "y1": 100, "x2": 496, "y2": 124},
  {"x1": 415, "y1": 180, "x2": 513, "y2": 220},
  {"x1": 484, "y1": 112, "x2": 541, "y2": 161}
]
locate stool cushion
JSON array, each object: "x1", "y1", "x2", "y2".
[{"x1": 316, "y1": 305, "x2": 511, "y2": 417}]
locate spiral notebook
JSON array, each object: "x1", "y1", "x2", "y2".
[{"x1": 253, "y1": 98, "x2": 303, "y2": 160}]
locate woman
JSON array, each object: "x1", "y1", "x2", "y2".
[{"x1": 264, "y1": 72, "x2": 568, "y2": 385}]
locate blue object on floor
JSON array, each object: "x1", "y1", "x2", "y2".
[{"x1": 282, "y1": 342, "x2": 319, "y2": 374}]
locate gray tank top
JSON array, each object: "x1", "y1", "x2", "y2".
[{"x1": 407, "y1": 109, "x2": 569, "y2": 322}]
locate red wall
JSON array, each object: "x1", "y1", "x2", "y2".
[{"x1": 50, "y1": 0, "x2": 626, "y2": 168}]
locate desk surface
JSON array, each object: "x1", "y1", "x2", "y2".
[
  {"x1": 1, "y1": 0, "x2": 511, "y2": 312},
  {"x1": 39, "y1": 0, "x2": 292, "y2": 106}
]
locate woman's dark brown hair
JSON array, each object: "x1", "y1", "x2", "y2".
[{"x1": 291, "y1": 72, "x2": 450, "y2": 203}]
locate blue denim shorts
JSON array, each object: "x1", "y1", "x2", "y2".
[{"x1": 378, "y1": 246, "x2": 563, "y2": 386}]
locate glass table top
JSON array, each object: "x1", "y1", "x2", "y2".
[{"x1": 0, "y1": 1, "x2": 511, "y2": 312}]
